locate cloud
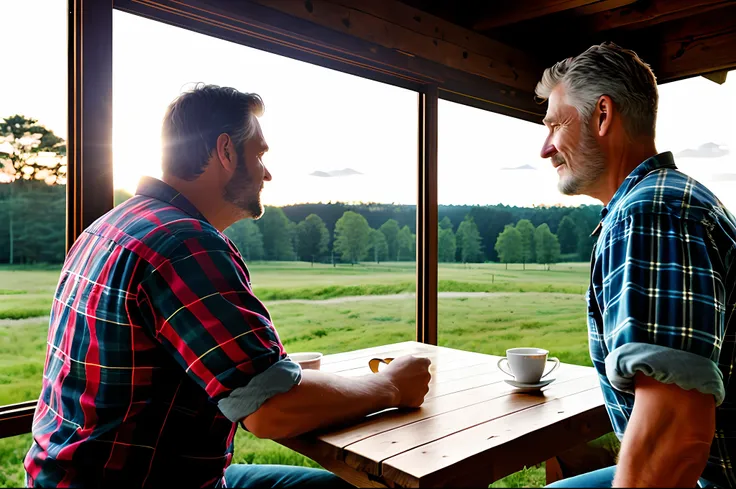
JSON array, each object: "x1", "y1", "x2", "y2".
[
  {"x1": 501, "y1": 164, "x2": 537, "y2": 171},
  {"x1": 676, "y1": 142, "x2": 729, "y2": 159},
  {"x1": 309, "y1": 168, "x2": 364, "y2": 178}
]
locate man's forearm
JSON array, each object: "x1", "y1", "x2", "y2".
[
  {"x1": 243, "y1": 369, "x2": 399, "y2": 439},
  {"x1": 613, "y1": 374, "x2": 714, "y2": 487},
  {"x1": 614, "y1": 409, "x2": 711, "y2": 487}
]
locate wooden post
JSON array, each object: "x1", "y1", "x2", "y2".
[
  {"x1": 67, "y1": 0, "x2": 114, "y2": 252},
  {"x1": 416, "y1": 86, "x2": 438, "y2": 345},
  {"x1": 546, "y1": 457, "x2": 565, "y2": 485}
]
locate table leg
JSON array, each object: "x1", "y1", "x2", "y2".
[{"x1": 546, "y1": 457, "x2": 564, "y2": 485}]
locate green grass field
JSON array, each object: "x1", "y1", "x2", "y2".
[{"x1": 0, "y1": 262, "x2": 612, "y2": 488}]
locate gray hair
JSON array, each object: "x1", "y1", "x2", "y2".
[
  {"x1": 162, "y1": 83, "x2": 265, "y2": 181},
  {"x1": 535, "y1": 42, "x2": 658, "y2": 139}
]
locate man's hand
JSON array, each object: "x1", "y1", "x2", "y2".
[
  {"x1": 380, "y1": 355, "x2": 432, "y2": 408},
  {"x1": 613, "y1": 372, "x2": 715, "y2": 488}
]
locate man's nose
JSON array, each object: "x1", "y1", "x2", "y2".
[{"x1": 541, "y1": 140, "x2": 557, "y2": 159}]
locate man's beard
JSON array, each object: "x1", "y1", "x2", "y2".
[
  {"x1": 223, "y1": 152, "x2": 264, "y2": 219},
  {"x1": 557, "y1": 124, "x2": 607, "y2": 196}
]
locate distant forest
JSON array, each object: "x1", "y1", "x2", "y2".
[{"x1": 0, "y1": 184, "x2": 602, "y2": 266}]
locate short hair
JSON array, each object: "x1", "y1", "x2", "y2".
[
  {"x1": 161, "y1": 83, "x2": 265, "y2": 180},
  {"x1": 535, "y1": 42, "x2": 658, "y2": 139}
]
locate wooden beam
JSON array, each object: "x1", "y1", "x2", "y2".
[
  {"x1": 571, "y1": 0, "x2": 637, "y2": 16},
  {"x1": 586, "y1": 0, "x2": 733, "y2": 32},
  {"x1": 472, "y1": 0, "x2": 600, "y2": 30},
  {"x1": 252, "y1": 0, "x2": 543, "y2": 92},
  {"x1": 68, "y1": 0, "x2": 114, "y2": 251},
  {"x1": 650, "y1": 5, "x2": 736, "y2": 83},
  {"x1": 703, "y1": 70, "x2": 729, "y2": 84},
  {"x1": 0, "y1": 400, "x2": 35, "y2": 439},
  {"x1": 416, "y1": 87, "x2": 438, "y2": 346},
  {"x1": 116, "y1": 0, "x2": 545, "y2": 122}
]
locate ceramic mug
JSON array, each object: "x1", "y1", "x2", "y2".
[
  {"x1": 290, "y1": 352, "x2": 323, "y2": 370},
  {"x1": 497, "y1": 347, "x2": 559, "y2": 384},
  {"x1": 369, "y1": 357, "x2": 394, "y2": 373}
]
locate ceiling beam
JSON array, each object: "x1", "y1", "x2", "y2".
[
  {"x1": 702, "y1": 70, "x2": 729, "y2": 84},
  {"x1": 586, "y1": 0, "x2": 734, "y2": 32},
  {"x1": 471, "y1": 0, "x2": 601, "y2": 31},
  {"x1": 571, "y1": 0, "x2": 637, "y2": 16},
  {"x1": 252, "y1": 0, "x2": 544, "y2": 92},
  {"x1": 649, "y1": 6, "x2": 736, "y2": 83},
  {"x1": 656, "y1": 31, "x2": 736, "y2": 83}
]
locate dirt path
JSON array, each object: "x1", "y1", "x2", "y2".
[
  {"x1": 0, "y1": 291, "x2": 583, "y2": 326},
  {"x1": 268, "y1": 291, "x2": 580, "y2": 305},
  {"x1": 0, "y1": 315, "x2": 50, "y2": 327}
]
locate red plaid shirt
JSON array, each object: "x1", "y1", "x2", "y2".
[{"x1": 24, "y1": 177, "x2": 287, "y2": 488}]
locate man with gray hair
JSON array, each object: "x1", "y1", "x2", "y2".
[{"x1": 537, "y1": 43, "x2": 736, "y2": 488}]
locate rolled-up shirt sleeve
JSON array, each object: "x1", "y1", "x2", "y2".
[
  {"x1": 218, "y1": 358, "x2": 302, "y2": 422},
  {"x1": 596, "y1": 211, "x2": 727, "y2": 405},
  {"x1": 137, "y1": 234, "x2": 300, "y2": 416}
]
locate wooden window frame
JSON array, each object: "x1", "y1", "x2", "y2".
[{"x1": 2, "y1": 0, "x2": 542, "y2": 437}]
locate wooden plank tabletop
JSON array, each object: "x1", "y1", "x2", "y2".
[{"x1": 278, "y1": 341, "x2": 610, "y2": 488}]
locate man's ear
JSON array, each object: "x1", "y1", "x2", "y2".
[
  {"x1": 596, "y1": 95, "x2": 614, "y2": 137},
  {"x1": 216, "y1": 133, "x2": 236, "y2": 172}
]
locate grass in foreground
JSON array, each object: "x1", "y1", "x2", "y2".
[{"x1": 0, "y1": 264, "x2": 599, "y2": 488}]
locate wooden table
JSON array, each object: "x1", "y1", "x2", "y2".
[{"x1": 278, "y1": 341, "x2": 611, "y2": 488}]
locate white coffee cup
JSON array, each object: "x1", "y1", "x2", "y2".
[
  {"x1": 289, "y1": 352, "x2": 323, "y2": 370},
  {"x1": 497, "y1": 347, "x2": 559, "y2": 384}
]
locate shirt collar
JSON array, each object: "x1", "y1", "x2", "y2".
[
  {"x1": 135, "y1": 176, "x2": 209, "y2": 223},
  {"x1": 598, "y1": 151, "x2": 677, "y2": 223}
]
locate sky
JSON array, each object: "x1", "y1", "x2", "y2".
[{"x1": 1, "y1": 0, "x2": 735, "y2": 210}]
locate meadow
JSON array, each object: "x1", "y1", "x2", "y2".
[{"x1": 0, "y1": 262, "x2": 611, "y2": 488}]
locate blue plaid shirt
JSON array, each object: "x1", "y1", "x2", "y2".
[{"x1": 587, "y1": 152, "x2": 736, "y2": 487}]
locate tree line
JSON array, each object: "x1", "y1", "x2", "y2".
[{"x1": 224, "y1": 207, "x2": 596, "y2": 267}]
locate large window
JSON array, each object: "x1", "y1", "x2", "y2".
[
  {"x1": 437, "y1": 99, "x2": 596, "y2": 362},
  {"x1": 0, "y1": 0, "x2": 67, "y2": 486},
  {"x1": 112, "y1": 11, "x2": 418, "y2": 470},
  {"x1": 436, "y1": 99, "x2": 599, "y2": 488}
]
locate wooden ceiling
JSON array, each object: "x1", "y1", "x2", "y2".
[
  {"x1": 160, "y1": 0, "x2": 734, "y2": 122},
  {"x1": 400, "y1": 0, "x2": 736, "y2": 85},
  {"x1": 255, "y1": 0, "x2": 736, "y2": 88}
]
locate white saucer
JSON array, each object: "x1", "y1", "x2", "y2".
[{"x1": 504, "y1": 378, "x2": 555, "y2": 392}]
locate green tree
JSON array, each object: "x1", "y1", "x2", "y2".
[
  {"x1": 515, "y1": 219, "x2": 536, "y2": 270},
  {"x1": 438, "y1": 227, "x2": 457, "y2": 263},
  {"x1": 557, "y1": 215, "x2": 579, "y2": 255},
  {"x1": 457, "y1": 216, "x2": 484, "y2": 263},
  {"x1": 296, "y1": 214, "x2": 330, "y2": 264},
  {"x1": 0, "y1": 115, "x2": 66, "y2": 183},
  {"x1": 397, "y1": 225, "x2": 415, "y2": 261},
  {"x1": 568, "y1": 207, "x2": 601, "y2": 260},
  {"x1": 225, "y1": 219, "x2": 265, "y2": 261},
  {"x1": 289, "y1": 220, "x2": 298, "y2": 261},
  {"x1": 494, "y1": 224, "x2": 523, "y2": 269},
  {"x1": 0, "y1": 181, "x2": 65, "y2": 264},
  {"x1": 334, "y1": 211, "x2": 371, "y2": 264},
  {"x1": 367, "y1": 229, "x2": 389, "y2": 263},
  {"x1": 0, "y1": 115, "x2": 66, "y2": 265},
  {"x1": 379, "y1": 219, "x2": 401, "y2": 261},
  {"x1": 535, "y1": 223, "x2": 561, "y2": 270},
  {"x1": 439, "y1": 216, "x2": 453, "y2": 231},
  {"x1": 257, "y1": 206, "x2": 295, "y2": 260}
]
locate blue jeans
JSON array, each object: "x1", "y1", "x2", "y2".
[
  {"x1": 224, "y1": 464, "x2": 352, "y2": 488},
  {"x1": 545, "y1": 466, "x2": 720, "y2": 488}
]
